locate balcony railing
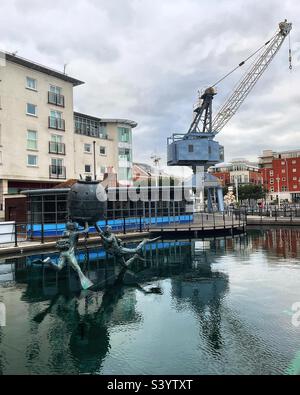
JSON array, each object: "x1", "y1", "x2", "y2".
[
  {"x1": 48, "y1": 91, "x2": 65, "y2": 107},
  {"x1": 49, "y1": 142, "x2": 66, "y2": 155},
  {"x1": 48, "y1": 116, "x2": 65, "y2": 131},
  {"x1": 49, "y1": 165, "x2": 66, "y2": 179}
]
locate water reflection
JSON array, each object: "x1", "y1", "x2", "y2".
[{"x1": 0, "y1": 229, "x2": 300, "y2": 374}]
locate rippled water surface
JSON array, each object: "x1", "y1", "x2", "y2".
[{"x1": 1, "y1": 228, "x2": 300, "y2": 375}]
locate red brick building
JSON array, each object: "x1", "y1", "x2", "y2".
[
  {"x1": 259, "y1": 149, "x2": 300, "y2": 203},
  {"x1": 210, "y1": 159, "x2": 262, "y2": 187}
]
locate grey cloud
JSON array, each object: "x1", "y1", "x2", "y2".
[{"x1": 0, "y1": 0, "x2": 299, "y2": 165}]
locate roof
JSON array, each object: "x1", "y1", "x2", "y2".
[
  {"x1": 74, "y1": 111, "x2": 137, "y2": 128},
  {"x1": 5, "y1": 52, "x2": 84, "y2": 86}
]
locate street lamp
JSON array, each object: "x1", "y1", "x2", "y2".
[{"x1": 276, "y1": 177, "x2": 281, "y2": 206}]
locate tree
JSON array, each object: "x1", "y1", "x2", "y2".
[{"x1": 238, "y1": 184, "x2": 267, "y2": 204}]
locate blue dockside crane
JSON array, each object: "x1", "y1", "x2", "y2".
[{"x1": 167, "y1": 20, "x2": 292, "y2": 211}]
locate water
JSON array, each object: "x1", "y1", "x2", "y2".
[{"x1": 0, "y1": 228, "x2": 300, "y2": 375}]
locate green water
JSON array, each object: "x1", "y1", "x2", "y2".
[{"x1": 0, "y1": 228, "x2": 300, "y2": 375}]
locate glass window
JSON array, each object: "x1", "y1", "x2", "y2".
[
  {"x1": 100, "y1": 166, "x2": 106, "y2": 174},
  {"x1": 50, "y1": 110, "x2": 62, "y2": 119},
  {"x1": 189, "y1": 145, "x2": 194, "y2": 153},
  {"x1": 293, "y1": 185, "x2": 297, "y2": 189},
  {"x1": 50, "y1": 85, "x2": 62, "y2": 95},
  {"x1": 27, "y1": 130, "x2": 37, "y2": 150},
  {"x1": 51, "y1": 134, "x2": 62, "y2": 143},
  {"x1": 27, "y1": 155, "x2": 37, "y2": 166},
  {"x1": 84, "y1": 143, "x2": 91, "y2": 153},
  {"x1": 27, "y1": 103, "x2": 37, "y2": 116},
  {"x1": 52, "y1": 158, "x2": 63, "y2": 167},
  {"x1": 100, "y1": 146, "x2": 106, "y2": 155},
  {"x1": 85, "y1": 165, "x2": 91, "y2": 173},
  {"x1": 26, "y1": 77, "x2": 37, "y2": 90},
  {"x1": 118, "y1": 127, "x2": 131, "y2": 143},
  {"x1": 119, "y1": 148, "x2": 132, "y2": 162},
  {"x1": 293, "y1": 168, "x2": 297, "y2": 173},
  {"x1": 270, "y1": 179, "x2": 274, "y2": 184},
  {"x1": 270, "y1": 170, "x2": 274, "y2": 176}
]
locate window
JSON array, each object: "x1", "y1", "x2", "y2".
[
  {"x1": 51, "y1": 158, "x2": 63, "y2": 176},
  {"x1": 118, "y1": 127, "x2": 131, "y2": 143},
  {"x1": 282, "y1": 169, "x2": 285, "y2": 173},
  {"x1": 293, "y1": 177, "x2": 297, "y2": 181},
  {"x1": 50, "y1": 85, "x2": 62, "y2": 95},
  {"x1": 270, "y1": 187, "x2": 274, "y2": 192},
  {"x1": 49, "y1": 110, "x2": 64, "y2": 130},
  {"x1": 292, "y1": 160, "x2": 296, "y2": 164},
  {"x1": 281, "y1": 161, "x2": 285, "y2": 165},
  {"x1": 100, "y1": 166, "x2": 106, "y2": 174},
  {"x1": 189, "y1": 145, "x2": 194, "y2": 153},
  {"x1": 27, "y1": 155, "x2": 37, "y2": 166},
  {"x1": 282, "y1": 177, "x2": 286, "y2": 182},
  {"x1": 26, "y1": 103, "x2": 37, "y2": 116},
  {"x1": 282, "y1": 186, "x2": 287, "y2": 192},
  {"x1": 50, "y1": 135, "x2": 65, "y2": 154},
  {"x1": 49, "y1": 85, "x2": 64, "y2": 106},
  {"x1": 50, "y1": 110, "x2": 62, "y2": 119},
  {"x1": 270, "y1": 170, "x2": 274, "y2": 176},
  {"x1": 119, "y1": 167, "x2": 132, "y2": 181},
  {"x1": 84, "y1": 143, "x2": 92, "y2": 153},
  {"x1": 100, "y1": 146, "x2": 106, "y2": 155},
  {"x1": 270, "y1": 178, "x2": 274, "y2": 184},
  {"x1": 26, "y1": 77, "x2": 37, "y2": 91},
  {"x1": 293, "y1": 185, "x2": 297, "y2": 189},
  {"x1": 293, "y1": 168, "x2": 297, "y2": 173},
  {"x1": 119, "y1": 148, "x2": 132, "y2": 162},
  {"x1": 85, "y1": 165, "x2": 91, "y2": 173},
  {"x1": 27, "y1": 130, "x2": 37, "y2": 150}
]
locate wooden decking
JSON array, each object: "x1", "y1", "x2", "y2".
[{"x1": 149, "y1": 214, "x2": 246, "y2": 236}]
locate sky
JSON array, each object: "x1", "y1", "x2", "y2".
[{"x1": 0, "y1": 0, "x2": 299, "y2": 175}]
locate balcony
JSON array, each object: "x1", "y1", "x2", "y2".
[
  {"x1": 48, "y1": 91, "x2": 65, "y2": 107},
  {"x1": 49, "y1": 142, "x2": 66, "y2": 155},
  {"x1": 48, "y1": 116, "x2": 65, "y2": 131},
  {"x1": 49, "y1": 165, "x2": 66, "y2": 179}
]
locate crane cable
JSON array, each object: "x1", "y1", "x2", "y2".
[{"x1": 211, "y1": 31, "x2": 279, "y2": 88}]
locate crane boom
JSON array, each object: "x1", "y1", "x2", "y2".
[{"x1": 212, "y1": 20, "x2": 292, "y2": 134}]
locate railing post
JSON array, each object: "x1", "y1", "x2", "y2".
[
  {"x1": 123, "y1": 217, "x2": 126, "y2": 235},
  {"x1": 41, "y1": 221, "x2": 45, "y2": 244},
  {"x1": 14, "y1": 222, "x2": 18, "y2": 247}
]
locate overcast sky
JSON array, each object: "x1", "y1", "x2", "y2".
[{"x1": 1, "y1": 0, "x2": 299, "y2": 174}]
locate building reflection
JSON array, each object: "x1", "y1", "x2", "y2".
[{"x1": 0, "y1": 236, "x2": 261, "y2": 374}]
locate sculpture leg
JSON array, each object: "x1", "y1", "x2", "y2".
[
  {"x1": 68, "y1": 254, "x2": 93, "y2": 290},
  {"x1": 42, "y1": 255, "x2": 67, "y2": 271}
]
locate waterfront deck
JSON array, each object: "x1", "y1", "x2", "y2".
[{"x1": 149, "y1": 213, "x2": 246, "y2": 236}]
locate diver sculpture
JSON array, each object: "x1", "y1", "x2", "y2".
[
  {"x1": 95, "y1": 224, "x2": 160, "y2": 267},
  {"x1": 37, "y1": 221, "x2": 93, "y2": 290}
]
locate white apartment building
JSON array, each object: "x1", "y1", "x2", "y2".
[{"x1": 0, "y1": 52, "x2": 137, "y2": 218}]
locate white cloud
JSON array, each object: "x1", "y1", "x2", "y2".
[{"x1": 0, "y1": 0, "x2": 299, "y2": 167}]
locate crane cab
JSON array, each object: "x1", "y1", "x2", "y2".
[{"x1": 167, "y1": 133, "x2": 224, "y2": 169}]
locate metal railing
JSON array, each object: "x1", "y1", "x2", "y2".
[
  {"x1": 48, "y1": 91, "x2": 65, "y2": 107},
  {"x1": 49, "y1": 165, "x2": 66, "y2": 179},
  {"x1": 48, "y1": 116, "x2": 65, "y2": 131},
  {"x1": 49, "y1": 142, "x2": 66, "y2": 155}
]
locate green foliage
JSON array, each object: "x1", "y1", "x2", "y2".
[{"x1": 238, "y1": 184, "x2": 267, "y2": 202}]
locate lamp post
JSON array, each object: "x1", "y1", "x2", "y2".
[{"x1": 276, "y1": 177, "x2": 281, "y2": 206}]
